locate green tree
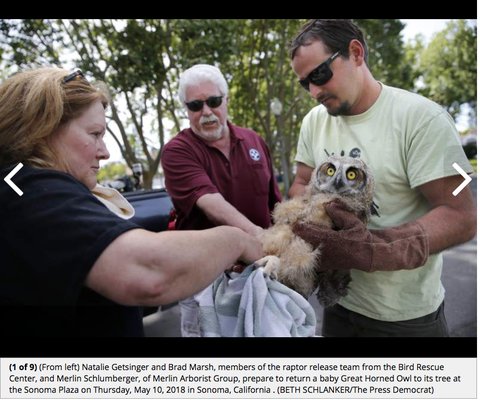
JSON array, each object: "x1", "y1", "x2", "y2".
[
  {"x1": 417, "y1": 20, "x2": 477, "y2": 121},
  {"x1": 224, "y1": 19, "x2": 313, "y2": 195},
  {"x1": 355, "y1": 19, "x2": 415, "y2": 90},
  {"x1": 403, "y1": 34, "x2": 426, "y2": 91},
  {"x1": 97, "y1": 161, "x2": 127, "y2": 182}
]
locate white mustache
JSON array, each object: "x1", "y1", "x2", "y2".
[{"x1": 200, "y1": 116, "x2": 218, "y2": 124}]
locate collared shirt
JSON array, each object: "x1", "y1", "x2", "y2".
[{"x1": 162, "y1": 121, "x2": 281, "y2": 230}]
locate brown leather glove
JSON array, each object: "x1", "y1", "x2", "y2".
[{"x1": 292, "y1": 199, "x2": 429, "y2": 272}]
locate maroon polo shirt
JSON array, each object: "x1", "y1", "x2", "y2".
[{"x1": 161, "y1": 122, "x2": 282, "y2": 230}]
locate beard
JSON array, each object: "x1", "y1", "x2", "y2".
[
  {"x1": 198, "y1": 124, "x2": 224, "y2": 141},
  {"x1": 326, "y1": 101, "x2": 351, "y2": 116},
  {"x1": 317, "y1": 93, "x2": 352, "y2": 117},
  {"x1": 194, "y1": 116, "x2": 226, "y2": 141}
]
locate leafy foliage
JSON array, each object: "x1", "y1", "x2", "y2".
[
  {"x1": 355, "y1": 19, "x2": 414, "y2": 90},
  {"x1": 417, "y1": 20, "x2": 476, "y2": 120},
  {"x1": 97, "y1": 161, "x2": 127, "y2": 182},
  {"x1": 0, "y1": 19, "x2": 475, "y2": 189}
]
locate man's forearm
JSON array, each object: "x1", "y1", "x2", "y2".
[
  {"x1": 197, "y1": 193, "x2": 262, "y2": 235},
  {"x1": 292, "y1": 200, "x2": 429, "y2": 273},
  {"x1": 288, "y1": 181, "x2": 307, "y2": 198},
  {"x1": 417, "y1": 176, "x2": 476, "y2": 254},
  {"x1": 417, "y1": 205, "x2": 476, "y2": 254},
  {"x1": 288, "y1": 162, "x2": 314, "y2": 198}
]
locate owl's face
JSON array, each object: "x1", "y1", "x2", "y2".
[{"x1": 309, "y1": 156, "x2": 374, "y2": 204}]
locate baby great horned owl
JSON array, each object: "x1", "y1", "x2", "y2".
[{"x1": 256, "y1": 155, "x2": 376, "y2": 307}]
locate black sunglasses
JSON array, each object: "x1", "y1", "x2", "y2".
[
  {"x1": 185, "y1": 96, "x2": 223, "y2": 112},
  {"x1": 299, "y1": 51, "x2": 340, "y2": 91},
  {"x1": 63, "y1": 69, "x2": 85, "y2": 84}
]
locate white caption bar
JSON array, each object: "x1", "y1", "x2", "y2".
[{"x1": 1, "y1": 357, "x2": 476, "y2": 399}]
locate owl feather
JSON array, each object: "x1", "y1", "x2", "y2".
[{"x1": 256, "y1": 155, "x2": 376, "y2": 307}]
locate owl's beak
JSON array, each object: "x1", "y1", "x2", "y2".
[{"x1": 333, "y1": 175, "x2": 344, "y2": 190}]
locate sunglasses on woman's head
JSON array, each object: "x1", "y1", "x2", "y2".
[
  {"x1": 63, "y1": 69, "x2": 85, "y2": 84},
  {"x1": 299, "y1": 51, "x2": 340, "y2": 91},
  {"x1": 185, "y1": 96, "x2": 223, "y2": 112}
]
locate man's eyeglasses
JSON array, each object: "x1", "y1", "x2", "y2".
[
  {"x1": 63, "y1": 69, "x2": 85, "y2": 84},
  {"x1": 299, "y1": 51, "x2": 340, "y2": 91},
  {"x1": 185, "y1": 96, "x2": 223, "y2": 112}
]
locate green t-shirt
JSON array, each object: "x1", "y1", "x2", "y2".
[{"x1": 295, "y1": 83, "x2": 472, "y2": 321}]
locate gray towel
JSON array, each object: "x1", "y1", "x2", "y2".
[{"x1": 196, "y1": 265, "x2": 316, "y2": 337}]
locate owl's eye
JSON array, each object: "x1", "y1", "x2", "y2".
[
  {"x1": 326, "y1": 166, "x2": 336, "y2": 176},
  {"x1": 346, "y1": 169, "x2": 357, "y2": 180}
]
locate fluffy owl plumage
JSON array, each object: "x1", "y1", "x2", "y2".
[{"x1": 257, "y1": 155, "x2": 376, "y2": 307}]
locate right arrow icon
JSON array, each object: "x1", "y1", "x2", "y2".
[{"x1": 452, "y1": 162, "x2": 472, "y2": 196}]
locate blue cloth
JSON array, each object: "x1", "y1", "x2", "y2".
[{"x1": 196, "y1": 265, "x2": 316, "y2": 337}]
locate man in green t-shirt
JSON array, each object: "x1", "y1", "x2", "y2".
[{"x1": 289, "y1": 19, "x2": 476, "y2": 337}]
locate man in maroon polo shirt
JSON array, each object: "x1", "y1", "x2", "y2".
[{"x1": 161, "y1": 64, "x2": 282, "y2": 336}]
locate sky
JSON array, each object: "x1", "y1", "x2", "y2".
[
  {"x1": 400, "y1": 19, "x2": 452, "y2": 43},
  {"x1": 104, "y1": 19, "x2": 457, "y2": 164}
]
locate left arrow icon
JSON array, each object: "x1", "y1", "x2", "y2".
[{"x1": 4, "y1": 162, "x2": 24, "y2": 196}]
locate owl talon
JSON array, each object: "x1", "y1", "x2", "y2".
[{"x1": 255, "y1": 255, "x2": 281, "y2": 280}]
